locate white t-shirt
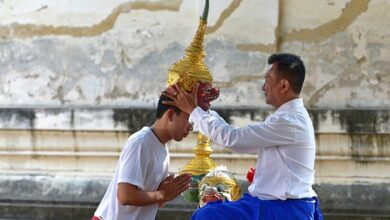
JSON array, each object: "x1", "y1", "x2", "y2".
[
  {"x1": 189, "y1": 98, "x2": 317, "y2": 200},
  {"x1": 94, "y1": 127, "x2": 170, "y2": 220}
]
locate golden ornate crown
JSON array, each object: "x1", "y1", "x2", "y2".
[
  {"x1": 198, "y1": 168, "x2": 242, "y2": 201},
  {"x1": 166, "y1": 0, "x2": 212, "y2": 92}
]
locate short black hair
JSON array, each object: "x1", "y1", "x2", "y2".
[
  {"x1": 267, "y1": 53, "x2": 306, "y2": 94},
  {"x1": 155, "y1": 95, "x2": 181, "y2": 119}
]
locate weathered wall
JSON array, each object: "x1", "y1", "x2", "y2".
[
  {"x1": 0, "y1": 0, "x2": 389, "y2": 108},
  {"x1": 279, "y1": 0, "x2": 390, "y2": 109},
  {"x1": 0, "y1": 0, "x2": 389, "y2": 219}
]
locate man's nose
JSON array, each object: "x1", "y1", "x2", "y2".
[{"x1": 261, "y1": 83, "x2": 265, "y2": 91}]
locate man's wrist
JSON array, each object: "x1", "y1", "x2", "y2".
[
  {"x1": 190, "y1": 106, "x2": 197, "y2": 114},
  {"x1": 186, "y1": 105, "x2": 197, "y2": 115},
  {"x1": 155, "y1": 190, "x2": 165, "y2": 203}
]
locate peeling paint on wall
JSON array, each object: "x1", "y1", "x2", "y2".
[
  {"x1": 280, "y1": 0, "x2": 370, "y2": 43},
  {"x1": 205, "y1": 0, "x2": 242, "y2": 35},
  {"x1": 0, "y1": 0, "x2": 182, "y2": 38},
  {"x1": 0, "y1": 0, "x2": 388, "y2": 109}
]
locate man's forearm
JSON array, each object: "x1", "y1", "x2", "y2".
[{"x1": 117, "y1": 184, "x2": 163, "y2": 206}]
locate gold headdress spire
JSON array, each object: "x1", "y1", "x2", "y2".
[{"x1": 166, "y1": 0, "x2": 212, "y2": 92}]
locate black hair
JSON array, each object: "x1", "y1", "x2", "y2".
[
  {"x1": 267, "y1": 53, "x2": 306, "y2": 94},
  {"x1": 155, "y1": 95, "x2": 181, "y2": 119}
]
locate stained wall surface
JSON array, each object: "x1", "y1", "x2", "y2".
[
  {"x1": 0, "y1": 0, "x2": 389, "y2": 108},
  {"x1": 0, "y1": 0, "x2": 389, "y2": 219}
]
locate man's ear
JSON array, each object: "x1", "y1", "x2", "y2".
[
  {"x1": 166, "y1": 109, "x2": 174, "y2": 122},
  {"x1": 280, "y1": 79, "x2": 290, "y2": 94}
]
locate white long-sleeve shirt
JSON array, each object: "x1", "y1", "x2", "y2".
[{"x1": 189, "y1": 98, "x2": 317, "y2": 200}]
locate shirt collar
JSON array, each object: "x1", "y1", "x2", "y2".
[{"x1": 276, "y1": 98, "x2": 304, "y2": 113}]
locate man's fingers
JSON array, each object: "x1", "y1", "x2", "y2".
[
  {"x1": 178, "y1": 185, "x2": 189, "y2": 194},
  {"x1": 172, "y1": 181, "x2": 190, "y2": 196},
  {"x1": 173, "y1": 177, "x2": 189, "y2": 186},
  {"x1": 162, "y1": 91, "x2": 174, "y2": 98},
  {"x1": 164, "y1": 173, "x2": 174, "y2": 181},
  {"x1": 162, "y1": 100, "x2": 176, "y2": 106},
  {"x1": 165, "y1": 86, "x2": 177, "y2": 95},
  {"x1": 174, "y1": 84, "x2": 183, "y2": 95},
  {"x1": 163, "y1": 174, "x2": 191, "y2": 200},
  {"x1": 173, "y1": 174, "x2": 192, "y2": 185},
  {"x1": 175, "y1": 173, "x2": 192, "y2": 180},
  {"x1": 162, "y1": 91, "x2": 176, "y2": 100},
  {"x1": 191, "y1": 82, "x2": 199, "y2": 97}
]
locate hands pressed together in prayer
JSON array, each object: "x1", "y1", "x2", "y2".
[
  {"x1": 158, "y1": 173, "x2": 192, "y2": 206},
  {"x1": 162, "y1": 83, "x2": 199, "y2": 115}
]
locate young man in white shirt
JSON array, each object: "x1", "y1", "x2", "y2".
[
  {"x1": 163, "y1": 53, "x2": 323, "y2": 220},
  {"x1": 91, "y1": 95, "x2": 192, "y2": 220}
]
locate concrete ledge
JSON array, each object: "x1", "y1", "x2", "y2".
[
  {"x1": 0, "y1": 151, "x2": 388, "y2": 183},
  {"x1": 316, "y1": 183, "x2": 390, "y2": 216},
  {"x1": 0, "y1": 108, "x2": 389, "y2": 218},
  {"x1": 1, "y1": 129, "x2": 389, "y2": 156},
  {"x1": 0, "y1": 108, "x2": 389, "y2": 133}
]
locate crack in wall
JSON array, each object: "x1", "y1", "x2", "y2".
[
  {"x1": 238, "y1": 0, "x2": 370, "y2": 53},
  {"x1": 205, "y1": 0, "x2": 242, "y2": 34},
  {"x1": 0, "y1": 0, "x2": 368, "y2": 54},
  {"x1": 306, "y1": 77, "x2": 338, "y2": 108},
  {"x1": 0, "y1": 0, "x2": 377, "y2": 105},
  {"x1": 236, "y1": 43, "x2": 276, "y2": 54},
  {"x1": 280, "y1": 0, "x2": 370, "y2": 43},
  {"x1": 214, "y1": 0, "x2": 369, "y2": 54},
  {"x1": 306, "y1": 73, "x2": 366, "y2": 107},
  {"x1": 0, "y1": 0, "x2": 182, "y2": 39},
  {"x1": 275, "y1": 0, "x2": 283, "y2": 52},
  {"x1": 205, "y1": 0, "x2": 275, "y2": 53}
]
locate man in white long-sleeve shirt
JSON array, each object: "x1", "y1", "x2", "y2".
[{"x1": 163, "y1": 53, "x2": 323, "y2": 220}]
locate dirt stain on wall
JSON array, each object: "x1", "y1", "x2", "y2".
[{"x1": 0, "y1": 0, "x2": 182, "y2": 38}]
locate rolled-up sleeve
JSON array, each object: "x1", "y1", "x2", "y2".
[{"x1": 189, "y1": 107, "x2": 297, "y2": 152}]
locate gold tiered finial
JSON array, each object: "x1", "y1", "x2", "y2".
[
  {"x1": 180, "y1": 133, "x2": 217, "y2": 202},
  {"x1": 181, "y1": 133, "x2": 216, "y2": 175},
  {"x1": 168, "y1": 0, "x2": 219, "y2": 203},
  {"x1": 166, "y1": 0, "x2": 212, "y2": 92},
  {"x1": 167, "y1": 0, "x2": 216, "y2": 176}
]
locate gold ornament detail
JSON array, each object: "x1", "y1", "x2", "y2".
[
  {"x1": 170, "y1": 0, "x2": 220, "y2": 203},
  {"x1": 180, "y1": 133, "x2": 217, "y2": 175},
  {"x1": 166, "y1": 6, "x2": 212, "y2": 92},
  {"x1": 199, "y1": 176, "x2": 242, "y2": 201}
]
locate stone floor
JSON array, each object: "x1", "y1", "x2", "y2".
[{"x1": 0, "y1": 202, "x2": 390, "y2": 220}]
